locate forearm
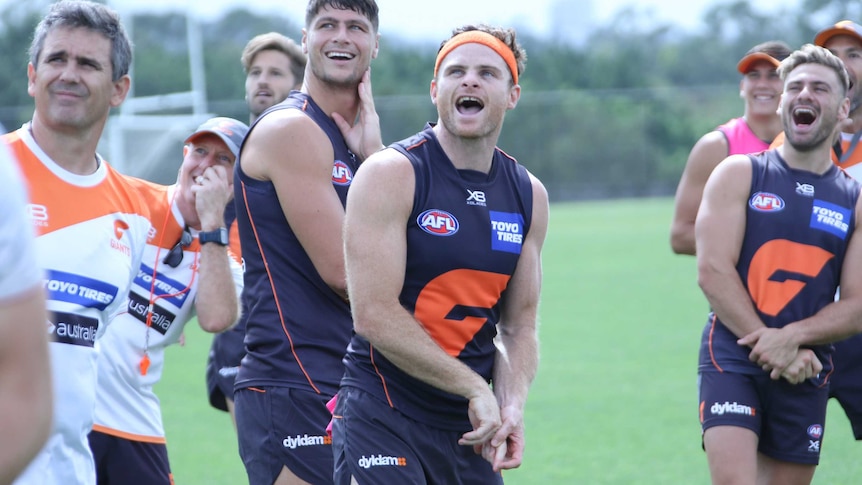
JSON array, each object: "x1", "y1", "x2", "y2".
[
  {"x1": 783, "y1": 299, "x2": 862, "y2": 347},
  {"x1": 358, "y1": 307, "x2": 490, "y2": 401},
  {"x1": 669, "y1": 221, "x2": 696, "y2": 255},
  {"x1": 698, "y1": 265, "x2": 764, "y2": 338},
  {"x1": 493, "y1": 323, "x2": 538, "y2": 410},
  {"x1": 195, "y1": 244, "x2": 239, "y2": 332}
]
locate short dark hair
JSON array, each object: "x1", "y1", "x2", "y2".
[
  {"x1": 305, "y1": 0, "x2": 379, "y2": 32},
  {"x1": 30, "y1": 0, "x2": 132, "y2": 82},
  {"x1": 241, "y1": 32, "x2": 307, "y2": 86}
]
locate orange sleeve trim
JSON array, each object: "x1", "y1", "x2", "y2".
[
  {"x1": 369, "y1": 345, "x2": 394, "y2": 408},
  {"x1": 91, "y1": 424, "x2": 167, "y2": 444},
  {"x1": 707, "y1": 313, "x2": 724, "y2": 373}
]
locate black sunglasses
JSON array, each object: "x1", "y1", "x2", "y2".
[{"x1": 163, "y1": 228, "x2": 193, "y2": 268}]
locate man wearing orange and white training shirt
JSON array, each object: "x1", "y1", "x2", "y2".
[
  {"x1": 5, "y1": 2, "x2": 151, "y2": 484},
  {"x1": 89, "y1": 117, "x2": 247, "y2": 485}
]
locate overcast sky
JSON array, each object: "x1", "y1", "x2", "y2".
[{"x1": 92, "y1": 0, "x2": 799, "y2": 42}]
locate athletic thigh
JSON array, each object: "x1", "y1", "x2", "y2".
[
  {"x1": 759, "y1": 377, "x2": 828, "y2": 465},
  {"x1": 235, "y1": 386, "x2": 335, "y2": 485},
  {"x1": 332, "y1": 387, "x2": 501, "y2": 485}
]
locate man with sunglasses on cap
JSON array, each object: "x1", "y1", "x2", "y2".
[
  {"x1": 88, "y1": 117, "x2": 248, "y2": 485},
  {"x1": 671, "y1": 40, "x2": 792, "y2": 255},
  {"x1": 332, "y1": 24, "x2": 548, "y2": 483}
]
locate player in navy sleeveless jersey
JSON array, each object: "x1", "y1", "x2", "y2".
[
  {"x1": 205, "y1": 31, "x2": 306, "y2": 426},
  {"x1": 697, "y1": 45, "x2": 862, "y2": 485},
  {"x1": 231, "y1": 1, "x2": 383, "y2": 484},
  {"x1": 332, "y1": 24, "x2": 549, "y2": 484}
]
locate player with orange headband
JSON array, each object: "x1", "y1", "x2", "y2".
[{"x1": 332, "y1": 24, "x2": 549, "y2": 483}]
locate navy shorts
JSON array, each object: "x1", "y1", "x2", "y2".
[
  {"x1": 235, "y1": 386, "x2": 334, "y2": 485},
  {"x1": 332, "y1": 387, "x2": 502, "y2": 485},
  {"x1": 205, "y1": 324, "x2": 245, "y2": 412},
  {"x1": 699, "y1": 370, "x2": 829, "y2": 465},
  {"x1": 829, "y1": 334, "x2": 862, "y2": 440},
  {"x1": 88, "y1": 430, "x2": 173, "y2": 485}
]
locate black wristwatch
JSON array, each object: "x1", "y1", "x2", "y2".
[{"x1": 199, "y1": 227, "x2": 229, "y2": 246}]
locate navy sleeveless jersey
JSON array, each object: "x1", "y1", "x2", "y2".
[
  {"x1": 234, "y1": 92, "x2": 359, "y2": 396},
  {"x1": 340, "y1": 124, "x2": 534, "y2": 430},
  {"x1": 699, "y1": 150, "x2": 861, "y2": 377}
]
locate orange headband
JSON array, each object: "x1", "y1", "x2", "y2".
[{"x1": 434, "y1": 31, "x2": 518, "y2": 85}]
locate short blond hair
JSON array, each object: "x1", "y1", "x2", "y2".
[{"x1": 241, "y1": 32, "x2": 306, "y2": 85}]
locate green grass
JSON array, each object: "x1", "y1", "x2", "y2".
[{"x1": 157, "y1": 198, "x2": 862, "y2": 484}]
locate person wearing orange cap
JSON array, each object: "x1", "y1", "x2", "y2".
[
  {"x1": 768, "y1": 21, "x2": 862, "y2": 445},
  {"x1": 813, "y1": 21, "x2": 862, "y2": 176},
  {"x1": 331, "y1": 24, "x2": 548, "y2": 483},
  {"x1": 670, "y1": 41, "x2": 792, "y2": 255},
  {"x1": 813, "y1": 20, "x2": 862, "y2": 445}
]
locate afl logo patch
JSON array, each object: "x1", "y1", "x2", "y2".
[
  {"x1": 807, "y1": 424, "x2": 823, "y2": 439},
  {"x1": 331, "y1": 160, "x2": 353, "y2": 186},
  {"x1": 749, "y1": 192, "x2": 785, "y2": 212},
  {"x1": 417, "y1": 209, "x2": 459, "y2": 236}
]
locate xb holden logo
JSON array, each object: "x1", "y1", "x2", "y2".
[
  {"x1": 749, "y1": 192, "x2": 785, "y2": 212},
  {"x1": 466, "y1": 189, "x2": 486, "y2": 206},
  {"x1": 796, "y1": 182, "x2": 815, "y2": 197},
  {"x1": 417, "y1": 209, "x2": 459, "y2": 236}
]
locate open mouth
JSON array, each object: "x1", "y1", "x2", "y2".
[
  {"x1": 792, "y1": 107, "x2": 816, "y2": 126},
  {"x1": 456, "y1": 96, "x2": 484, "y2": 114}
]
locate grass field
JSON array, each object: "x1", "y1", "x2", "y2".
[{"x1": 157, "y1": 197, "x2": 862, "y2": 484}]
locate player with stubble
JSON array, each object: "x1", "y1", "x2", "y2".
[{"x1": 231, "y1": 1, "x2": 382, "y2": 484}]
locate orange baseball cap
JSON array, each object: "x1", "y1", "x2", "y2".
[
  {"x1": 814, "y1": 21, "x2": 862, "y2": 47},
  {"x1": 736, "y1": 40, "x2": 792, "y2": 74}
]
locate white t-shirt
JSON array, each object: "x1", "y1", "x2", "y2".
[{"x1": 0, "y1": 141, "x2": 41, "y2": 299}]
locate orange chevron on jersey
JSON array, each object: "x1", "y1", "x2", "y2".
[{"x1": 414, "y1": 269, "x2": 511, "y2": 357}]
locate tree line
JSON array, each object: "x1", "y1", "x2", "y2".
[{"x1": 0, "y1": 0, "x2": 855, "y2": 200}]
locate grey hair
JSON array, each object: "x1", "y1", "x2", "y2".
[{"x1": 29, "y1": 0, "x2": 132, "y2": 82}]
